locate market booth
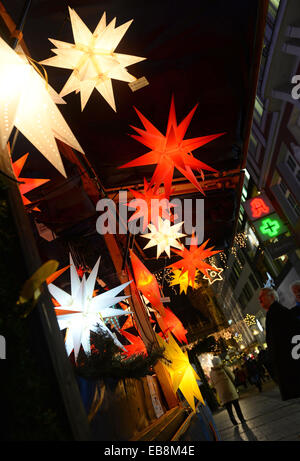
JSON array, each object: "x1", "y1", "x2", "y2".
[{"x1": 0, "y1": 0, "x2": 267, "y2": 441}]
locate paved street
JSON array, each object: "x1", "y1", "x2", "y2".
[{"x1": 213, "y1": 380, "x2": 300, "y2": 441}]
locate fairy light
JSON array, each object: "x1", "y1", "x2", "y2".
[{"x1": 244, "y1": 314, "x2": 256, "y2": 327}]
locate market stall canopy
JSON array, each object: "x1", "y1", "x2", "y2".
[{"x1": 0, "y1": 0, "x2": 267, "y2": 253}]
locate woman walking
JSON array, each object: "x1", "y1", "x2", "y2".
[{"x1": 210, "y1": 356, "x2": 246, "y2": 426}]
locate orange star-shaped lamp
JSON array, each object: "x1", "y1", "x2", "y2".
[
  {"x1": 12, "y1": 153, "x2": 49, "y2": 211},
  {"x1": 167, "y1": 235, "x2": 222, "y2": 287},
  {"x1": 119, "y1": 96, "x2": 225, "y2": 196},
  {"x1": 127, "y1": 178, "x2": 176, "y2": 231}
]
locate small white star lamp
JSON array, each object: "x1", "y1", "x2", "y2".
[
  {"x1": 0, "y1": 37, "x2": 84, "y2": 177},
  {"x1": 142, "y1": 217, "x2": 186, "y2": 258},
  {"x1": 48, "y1": 254, "x2": 132, "y2": 360},
  {"x1": 40, "y1": 7, "x2": 146, "y2": 111}
]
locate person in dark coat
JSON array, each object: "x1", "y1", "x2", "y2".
[
  {"x1": 290, "y1": 281, "x2": 300, "y2": 320},
  {"x1": 259, "y1": 287, "x2": 300, "y2": 400},
  {"x1": 244, "y1": 357, "x2": 262, "y2": 392}
]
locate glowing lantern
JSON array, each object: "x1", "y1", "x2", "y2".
[
  {"x1": 121, "y1": 330, "x2": 147, "y2": 357},
  {"x1": 11, "y1": 152, "x2": 49, "y2": 211},
  {"x1": 142, "y1": 217, "x2": 186, "y2": 258},
  {"x1": 0, "y1": 37, "x2": 84, "y2": 177},
  {"x1": 169, "y1": 269, "x2": 200, "y2": 294},
  {"x1": 203, "y1": 266, "x2": 223, "y2": 284},
  {"x1": 40, "y1": 7, "x2": 146, "y2": 111},
  {"x1": 167, "y1": 235, "x2": 222, "y2": 287},
  {"x1": 127, "y1": 178, "x2": 175, "y2": 231},
  {"x1": 158, "y1": 307, "x2": 188, "y2": 344},
  {"x1": 156, "y1": 333, "x2": 204, "y2": 411},
  {"x1": 48, "y1": 254, "x2": 132, "y2": 359},
  {"x1": 129, "y1": 249, "x2": 164, "y2": 316},
  {"x1": 119, "y1": 96, "x2": 225, "y2": 196}
]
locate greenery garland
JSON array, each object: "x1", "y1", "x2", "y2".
[{"x1": 75, "y1": 331, "x2": 165, "y2": 380}]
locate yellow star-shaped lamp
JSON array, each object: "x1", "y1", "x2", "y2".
[
  {"x1": 142, "y1": 217, "x2": 186, "y2": 258},
  {"x1": 169, "y1": 269, "x2": 200, "y2": 294},
  {"x1": 40, "y1": 7, "x2": 146, "y2": 111},
  {"x1": 0, "y1": 37, "x2": 84, "y2": 177},
  {"x1": 156, "y1": 333, "x2": 204, "y2": 411}
]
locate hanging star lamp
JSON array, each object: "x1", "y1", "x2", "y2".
[
  {"x1": 40, "y1": 7, "x2": 146, "y2": 111},
  {"x1": 142, "y1": 217, "x2": 186, "y2": 258},
  {"x1": 48, "y1": 254, "x2": 132, "y2": 360},
  {"x1": 46, "y1": 264, "x2": 70, "y2": 285},
  {"x1": 158, "y1": 307, "x2": 188, "y2": 344},
  {"x1": 203, "y1": 266, "x2": 224, "y2": 284},
  {"x1": 127, "y1": 178, "x2": 175, "y2": 231},
  {"x1": 156, "y1": 333, "x2": 204, "y2": 411},
  {"x1": 129, "y1": 249, "x2": 165, "y2": 316},
  {"x1": 167, "y1": 235, "x2": 222, "y2": 287},
  {"x1": 0, "y1": 37, "x2": 84, "y2": 177},
  {"x1": 119, "y1": 96, "x2": 225, "y2": 196},
  {"x1": 11, "y1": 152, "x2": 49, "y2": 211},
  {"x1": 169, "y1": 269, "x2": 200, "y2": 294},
  {"x1": 121, "y1": 330, "x2": 147, "y2": 357}
]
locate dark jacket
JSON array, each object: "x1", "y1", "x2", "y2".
[
  {"x1": 290, "y1": 305, "x2": 300, "y2": 321},
  {"x1": 266, "y1": 301, "x2": 300, "y2": 400}
]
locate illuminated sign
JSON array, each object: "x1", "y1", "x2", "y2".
[
  {"x1": 253, "y1": 213, "x2": 288, "y2": 241},
  {"x1": 243, "y1": 194, "x2": 274, "y2": 221}
]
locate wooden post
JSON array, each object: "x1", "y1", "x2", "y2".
[{"x1": 103, "y1": 232, "x2": 179, "y2": 409}]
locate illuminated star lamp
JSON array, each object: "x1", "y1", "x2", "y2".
[
  {"x1": 129, "y1": 249, "x2": 165, "y2": 316},
  {"x1": 127, "y1": 178, "x2": 176, "y2": 232},
  {"x1": 203, "y1": 266, "x2": 223, "y2": 284},
  {"x1": 121, "y1": 330, "x2": 147, "y2": 357},
  {"x1": 167, "y1": 234, "x2": 222, "y2": 287},
  {"x1": 156, "y1": 333, "x2": 204, "y2": 411},
  {"x1": 11, "y1": 152, "x2": 50, "y2": 211},
  {"x1": 40, "y1": 7, "x2": 146, "y2": 111},
  {"x1": 142, "y1": 217, "x2": 186, "y2": 258},
  {"x1": 169, "y1": 269, "x2": 200, "y2": 294},
  {"x1": 48, "y1": 254, "x2": 132, "y2": 360},
  {"x1": 119, "y1": 96, "x2": 225, "y2": 196},
  {"x1": 0, "y1": 37, "x2": 84, "y2": 177},
  {"x1": 158, "y1": 307, "x2": 188, "y2": 344}
]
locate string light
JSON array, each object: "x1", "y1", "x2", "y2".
[{"x1": 244, "y1": 314, "x2": 256, "y2": 327}]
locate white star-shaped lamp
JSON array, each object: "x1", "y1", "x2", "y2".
[
  {"x1": 142, "y1": 217, "x2": 186, "y2": 258},
  {"x1": 48, "y1": 255, "x2": 132, "y2": 360},
  {"x1": 0, "y1": 37, "x2": 84, "y2": 177},
  {"x1": 40, "y1": 7, "x2": 146, "y2": 111}
]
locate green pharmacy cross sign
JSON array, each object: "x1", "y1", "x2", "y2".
[{"x1": 253, "y1": 213, "x2": 288, "y2": 242}]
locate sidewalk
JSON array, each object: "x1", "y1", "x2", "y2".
[{"x1": 213, "y1": 380, "x2": 300, "y2": 441}]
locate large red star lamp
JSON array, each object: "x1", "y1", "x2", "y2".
[
  {"x1": 129, "y1": 249, "x2": 165, "y2": 316},
  {"x1": 167, "y1": 235, "x2": 222, "y2": 287},
  {"x1": 158, "y1": 307, "x2": 188, "y2": 345},
  {"x1": 119, "y1": 96, "x2": 225, "y2": 196}
]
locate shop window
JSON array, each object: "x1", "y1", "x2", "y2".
[
  {"x1": 243, "y1": 282, "x2": 253, "y2": 302},
  {"x1": 249, "y1": 274, "x2": 259, "y2": 290}
]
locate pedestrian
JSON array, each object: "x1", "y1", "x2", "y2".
[
  {"x1": 244, "y1": 357, "x2": 262, "y2": 392},
  {"x1": 258, "y1": 287, "x2": 300, "y2": 400},
  {"x1": 257, "y1": 346, "x2": 272, "y2": 379},
  {"x1": 235, "y1": 367, "x2": 247, "y2": 389},
  {"x1": 290, "y1": 281, "x2": 300, "y2": 320},
  {"x1": 210, "y1": 356, "x2": 246, "y2": 426}
]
